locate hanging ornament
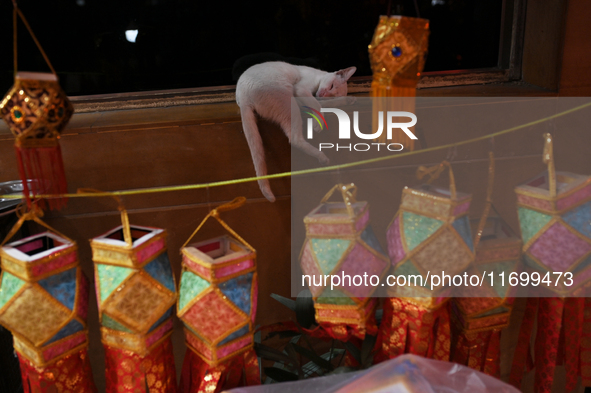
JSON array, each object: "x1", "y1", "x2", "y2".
[
  {"x1": 0, "y1": 5, "x2": 72, "y2": 210},
  {"x1": 0, "y1": 205, "x2": 96, "y2": 393},
  {"x1": 177, "y1": 197, "x2": 260, "y2": 393},
  {"x1": 450, "y1": 153, "x2": 522, "y2": 377},
  {"x1": 368, "y1": 15, "x2": 429, "y2": 148},
  {"x1": 375, "y1": 161, "x2": 473, "y2": 363},
  {"x1": 299, "y1": 184, "x2": 389, "y2": 342},
  {"x1": 89, "y1": 194, "x2": 177, "y2": 393},
  {"x1": 510, "y1": 133, "x2": 591, "y2": 393}
]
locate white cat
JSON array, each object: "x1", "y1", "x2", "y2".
[{"x1": 236, "y1": 61, "x2": 356, "y2": 202}]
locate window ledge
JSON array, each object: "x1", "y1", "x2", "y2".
[
  {"x1": 67, "y1": 69, "x2": 520, "y2": 114},
  {"x1": 0, "y1": 80, "x2": 555, "y2": 138}
]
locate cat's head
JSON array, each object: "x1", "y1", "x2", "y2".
[{"x1": 316, "y1": 67, "x2": 356, "y2": 98}]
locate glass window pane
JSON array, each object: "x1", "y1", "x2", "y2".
[{"x1": 0, "y1": 0, "x2": 504, "y2": 96}]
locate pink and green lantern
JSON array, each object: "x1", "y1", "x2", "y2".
[
  {"x1": 510, "y1": 134, "x2": 591, "y2": 393},
  {"x1": 451, "y1": 209, "x2": 522, "y2": 377},
  {"x1": 90, "y1": 206, "x2": 177, "y2": 393},
  {"x1": 386, "y1": 162, "x2": 474, "y2": 303},
  {"x1": 177, "y1": 197, "x2": 260, "y2": 393},
  {"x1": 300, "y1": 183, "x2": 389, "y2": 341},
  {"x1": 515, "y1": 135, "x2": 591, "y2": 294},
  {"x1": 375, "y1": 162, "x2": 472, "y2": 364},
  {"x1": 453, "y1": 214, "x2": 520, "y2": 332},
  {"x1": 0, "y1": 210, "x2": 96, "y2": 392}
]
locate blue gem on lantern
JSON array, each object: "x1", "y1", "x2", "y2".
[{"x1": 392, "y1": 45, "x2": 402, "y2": 57}]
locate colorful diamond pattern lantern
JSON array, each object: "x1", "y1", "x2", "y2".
[
  {"x1": 515, "y1": 167, "x2": 591, "y2": 293},
  {"x1": 376, "y1": 162, "x2": 469, "y2": 364},
  {"x1": 510, "y1": 134, "x2": 591, "y2": 393},
  {"x1": 92, "y1": 225, "x2": 176, "y2": 352},
  {"x1": 0, "y1": 227, "x2": 95, "y2": 392},
  {"x1": 387, "y1": 181, "x2": 474, "y2": 302},
  {"x1": 177, "y1": 197, "x2": 260, "y2": 393},
  {"x1": 179, "y1": 235, "x2": 257, "y2": 365},
  {"x1": 300, "y1": 184, "x2": 389, "y2": 340},
  {"x1": 91, "y1": 222, "x2": 177, "y2": 393},
  {"x1": 451, "y1": 214, "x2": 522, "y2": 377},
  {"x1": 453, "y1": 215, "x2": 521, "y2": 328}
]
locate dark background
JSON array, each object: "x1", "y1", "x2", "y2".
[{"x1": 0, "y1": 0, "x2": 502, "y2": 96}]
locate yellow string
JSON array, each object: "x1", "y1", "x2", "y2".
[
  {"x1": 1, "y1": 101, "x2": 590, "y2": 201},
  {"x1": 181, "y1": 197, "x2": 255, "y2": 252},
  {"x1": 12, "y1": 2, "x2": 57, "y2": 75},
  {"x1": 474, "y1": 152, "x2": 495, "y2": 250},
  {"x1": 77, "y1": 188, "x2": 133, "y2": 246},
  {"x1": 1, "y1": 203, "x2": 74, "y2": 246},
  {"x1": 13, "y1": 6, "x2": 17, "y2": 76},
  {"x1": 320, "y1": 183, "x2": 358, "y2": 217},
  {"x1": 417, "y1": 161, "x2": 456, "y2": 200},
  {"x1": 543, "y1": 133, "x2": 556, "y2": 198}
]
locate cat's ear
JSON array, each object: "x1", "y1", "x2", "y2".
[{"x1": 336, "y1": 67, "x2": 357, "y2": 81}]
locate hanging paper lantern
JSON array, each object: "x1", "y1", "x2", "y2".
[
  {"x1": 515, "y1": 137, "x2": 591, "y2": 294},
  {"x1": 1, "y1": 4, "x2": 73, "y2": 209},
  {"x1": 449, "y1": 153, "x2": 521, "y2": 377},
  {"x1": 0, "y1": 73, "x2": 72, "y2": 210},
  {"x1": 91, "y1": 214, "x2": 177, "y2": 393},
  {"x1": 510, "y1": 134, "x2": 591, "y2": 393},
  {"x1": 451, "y1": 214, "x2": 521, "y2": 377},
  {"x1": 368, "y1": 15, "x2": 429, "y2": 148},
  {"x1": 0, "y1": 209, "x2": 95, "y2": 392},
  {"x1": 375, "y1": 162, "x2": 473, "y2": 363},
  {"x1": 453, "y1": 214, "x2": 520, "y2": 328},
  {"x1": 178, "y1": 197, "x2": 260, "y2": 393},
  {"x1": 299, "y1": 184, "x2": 389, "y2": 342}
]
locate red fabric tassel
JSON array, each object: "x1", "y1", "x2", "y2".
[
  {"x1": 15, "y1": 144, "x2": 67, "y2": 210},
  {"x1": 510, "y1": 297, "x2": 586, "y2": 393},
  {"x1": 451, "y1": 328, "x2": 501, "y2": 378},
  {"x1": 179, "y1": 348, "x2": 259, "y2": 393},
  {"x1": 316, "y1": 310, "x2": 378, "y2": 342},
  {"x1": 17, "y1": 348, "x2": 96, "y2": 393},
  {"x1": 373, "y1": 298, "x2": 451, "y2": 364},
  {"x1": 509, "y1": 297, "x2": 538, "y2": 388},
  {"x1": 582, "y1": 298, "x2": 591, "y2": 386},
  {"x1": 103, "y1": 338, "x2": 177, "y2": 393}
]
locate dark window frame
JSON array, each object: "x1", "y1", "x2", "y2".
[{"x1": 70, "y1": 0, "x2": 528, "y2": 113}]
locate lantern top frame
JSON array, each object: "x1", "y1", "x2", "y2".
[
  {"x1": 1, "y1": 231, "x2": 73, "y2": 263},
  {"x1": 515, "y1": 170, "x2": 590, "y2": 202},
  {"x1": 91, "y1": 224, "x2": 164, "y2": 249},
  {"x1": 304, "y1": 201, "x2": 369, "y2": 225},
  {"x1": 183, "y1": 234, "x2": 255, "y2": 268}
]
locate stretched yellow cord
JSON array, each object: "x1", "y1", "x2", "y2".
[{"x1": 1, "y1": 101, "x2": 590, "y2": 201}]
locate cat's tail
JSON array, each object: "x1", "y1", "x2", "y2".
[{"x1": 240, "y1": 105, "x2": 276, "y2": 202}]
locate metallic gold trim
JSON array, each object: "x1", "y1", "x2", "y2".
[{"x1": 184, "y1": 327, "x2": 254, "y2": 366}]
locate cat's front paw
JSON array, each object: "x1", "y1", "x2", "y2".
[
  {"x1": 346, "y1": 96, "x2": 357, "y2": 105},
  {"x1": 318, "y1": 153, "x2": 330, "y2": 165}
]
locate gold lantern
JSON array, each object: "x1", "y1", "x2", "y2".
[{"x1": 368, "y1": 15, "x2": 429, "y2": 148}]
